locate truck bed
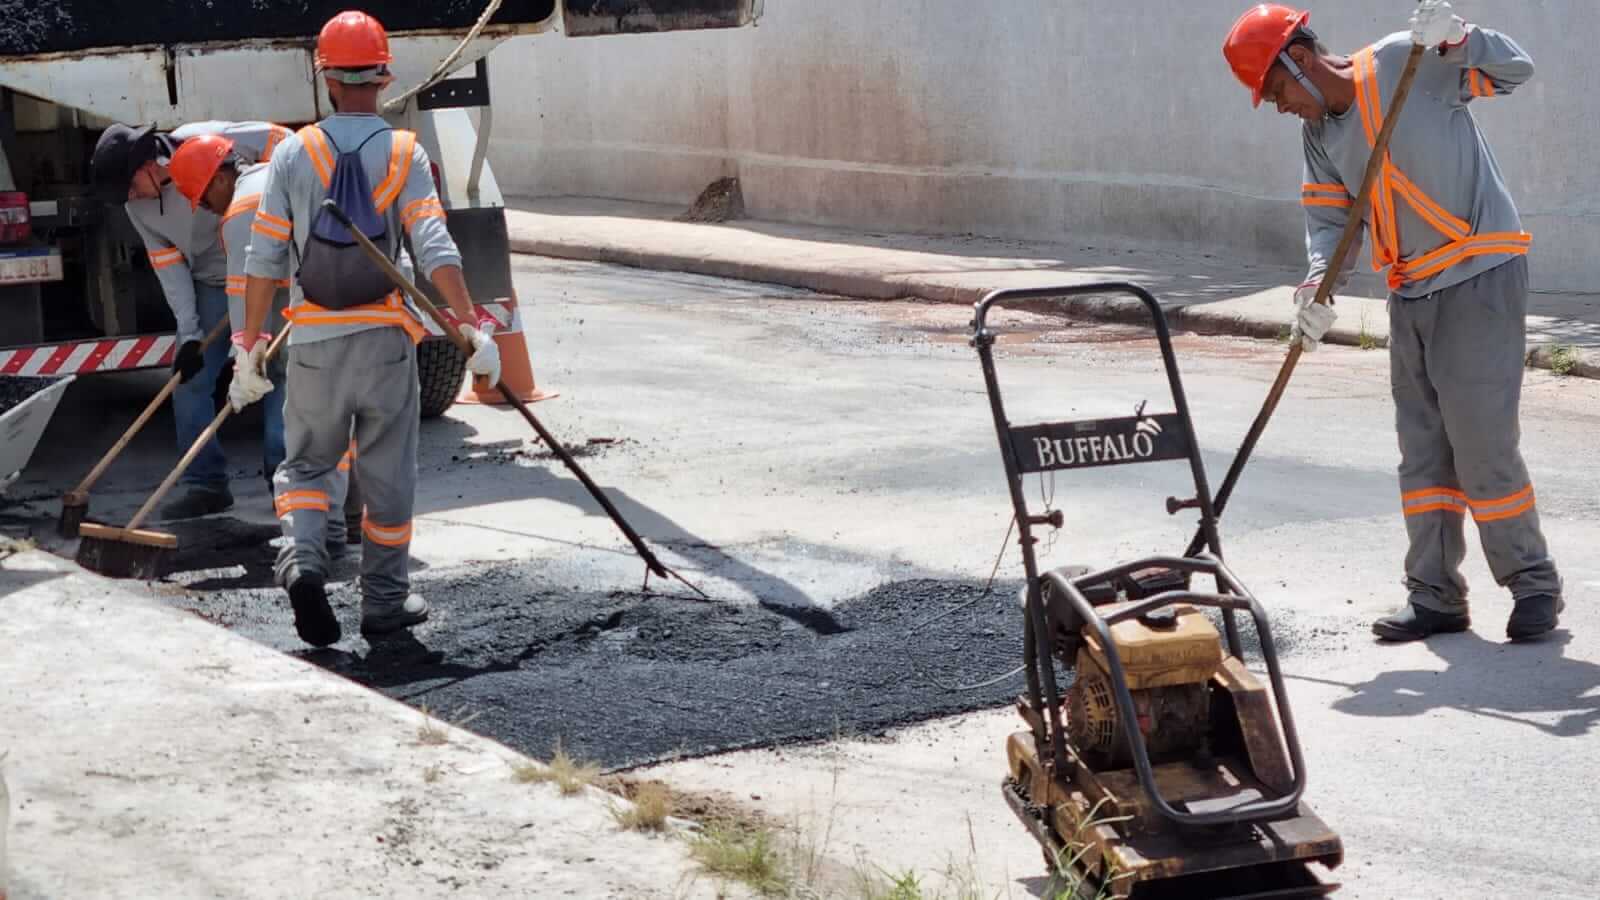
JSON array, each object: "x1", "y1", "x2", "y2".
[{"x1": 0, "y1": 1, "x2": 557, "y2": 56}]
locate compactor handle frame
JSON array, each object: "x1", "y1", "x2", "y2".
[
  {"x1": 972, "y1": 284, "x2": 1304, "y2": 829},
  {"x1": 1041, "y1": 556, "x2": 1308, "y2": 828}
]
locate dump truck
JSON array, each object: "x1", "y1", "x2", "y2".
[{"x1": 0, "y1": 1, "x2": 763, "y2": 417}]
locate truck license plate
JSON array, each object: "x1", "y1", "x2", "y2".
[{"x1": 0, "y1": 250, "x2": 63, "y2": 285}]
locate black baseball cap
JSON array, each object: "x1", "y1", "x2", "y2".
[{"x1": 90, "y1": 123, "x2": 161, "y2": 203}]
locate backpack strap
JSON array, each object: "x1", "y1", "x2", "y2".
[
  {"x1": 297, "y1": 125, "x2": 335, "y2": 189},
  {"x1": 372, "y1": 130, "x2": 417, "y2": 215}
]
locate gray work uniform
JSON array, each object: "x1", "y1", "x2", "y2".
[
  {"x1": 220, "y1": 163, "x2": 353, "y2": 540},
  {"x1": 125, "y1": 121, "x2": 293, "y2": 342},
  {"x1": 1298, "y1": 28, "x2": 1559, "y2": 611},
  {"x1": 244, "y1": 113, "x2": 461, "y2": 608}
]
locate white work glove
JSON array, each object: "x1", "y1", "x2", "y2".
[
  {"x1": 1290, "y1": 281, "x2": 1337, "y2": 353},
  {"x1": 228, "y1": 334, "x2": 274, "y2": 412},
  {"x1": 1410, "y1": 1, "x2": 1467, "y2": 49},
  {"x1": 460, "y1": 315, "x2": 502, "y2": 386}
]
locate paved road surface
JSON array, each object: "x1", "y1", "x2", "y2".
[{"x1": 6, "y1": 256, "x2": 1597, "y2": 898}]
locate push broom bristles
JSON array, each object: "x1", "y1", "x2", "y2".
[{"x1": 75, "y1": 522, "x2": 177, "y2": 580}]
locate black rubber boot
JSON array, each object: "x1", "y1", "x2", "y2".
[
  {"x1": 1507, "y1": 594, "x2": 1564, "y2": 642},
  {"x1": 1372, "y1": 602, "x2": 1470, "y2": 642},
  {"x1": 288, "y1": 574, "x2": 341, "y2": 648},
  {"x1": 159, "y1": 484, "x2": 234, "y2": 521}
]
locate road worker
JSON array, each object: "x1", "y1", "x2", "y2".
[
  {"x1": 167, "y1": 133, "x2": 362, "y2": 559},
  {"x1": 230, "y1": 10, "x2": 501, "y2": 647},
  {"x1": 1223, "y1": 1, "x2": 1563, "y2": 641},
  {"x1": 89, "y1": 119, "x2": 293, "y2": 520}
]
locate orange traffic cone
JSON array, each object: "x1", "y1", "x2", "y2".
[{"x1": 458, "y1": 298, "x2": 557, "y2": 405}]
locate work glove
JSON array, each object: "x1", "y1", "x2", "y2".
[
  {"x1": 460, "y1": 314, "x2": 502, "y2": 386},
  {"x1": 227, "y1": 334, "x2": 274, "y2": 412},
  {"x1": 172, "y1": 339, "x2": 205, "y2": 384},
  {"x1": 1290, "y1": 281, "x2": 1337, "y2": 353},
  {"x1": 1410, "y1": 1, "x2": 1467, "y2": 49}
]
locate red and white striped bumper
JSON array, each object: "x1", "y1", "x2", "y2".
[
  {"x1": 0, "y1": 334, "x2": 178, "y2": 376},
  {"x1": 0, "y1": 301, "x2": 518, "y2": 377}
]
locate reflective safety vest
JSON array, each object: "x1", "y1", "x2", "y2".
[
  {"x1": 1351, "y1": 46, "x2": 1531, "y2": 292},
  {"x1": 280, "y1": 125, "x2": 427, "y2": 343}
]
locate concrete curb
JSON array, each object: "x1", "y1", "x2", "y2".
[{"x1": 510, "y1": 233, "x2": 1600, "y2": 379}]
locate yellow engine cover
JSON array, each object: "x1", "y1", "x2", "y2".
[{"x1": 1081, "y1": 604, "x2": 1223, "y2": 690}]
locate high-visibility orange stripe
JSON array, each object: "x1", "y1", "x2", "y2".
[
  {"x1": 298, "y1": 126, "x2": 334, "y2": 188},
  {"x1": 252, "y1": 222, "x2": 291, "y2": 241},
  {"x1": 362, "y1": 519, "x2": 413, "y2": 547},
  {"x1": 262, "y1": 125, "x2": 291, "y2": 162},
  {"x1": 275, "y1": 500, "x2": 329, "y2": 515},
  {"x1": 277, "y1": 489, "x2": 329, "y2": 502},
  {"x1": 1402, "y1": 486, "x2": 1467, "y2": 503},
  {"x1": 255, "y1": 210, "x2": 291, "y2": 231},
  {"x1": 1302, "y1": 183, "x2": 1346, "y2": 194},
  {"x1": 1474, "y1": 498, "x2": 1536, "y2": 523},
  {"x1": 1405, "y1": 502, "x2": 1467, "y2": 517},
  {"x1": 1302, "y1": 197, "x2": 1353, "y2": 209},
  {"x1": 370, "y1": 131, "x2": 417, "y2": 214},
  {"x1": 150, "y1": 253, "x2": 185, "y2": 270},
  {"x1": 223, "y1": 194, "x2": 262, "y2": 224},
  {"x1": 1467, "y1": 485, "x2": 1534, "y2": 510},
  {"x1": 1470, "y1": 69, "x2": 1494, "y2": 99},
  {"x1": 1387, "y1": 168, "x2": 1471, "y2": 238},
  {"x1": 1354, "y1": 49, "x2": 1380, "y2": 148},
  {"x1": 1402, "y1": 236, "x2": 1532, "y2": 282}
]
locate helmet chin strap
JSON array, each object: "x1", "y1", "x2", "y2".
[{"x1": 1277, "y1": 50, "x2": 1326, "y2": 107}]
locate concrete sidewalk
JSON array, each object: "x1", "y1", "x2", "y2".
[
  {"x1": 507, "y1": 197, "x2": 1600, "y2": 377},
  {"x1": 0, "y1": 543, "x2": 736, "y2": 900}
]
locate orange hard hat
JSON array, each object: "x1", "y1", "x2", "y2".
[
  {"x1": 315, "y1": 10, "x2": 394, "y2": 71},
  {"x1": 1223, "y1": 4, "x2": 1311, "y2": 107},
  {"x1": 169, "y1": 134, "x2": 235, "y2": 209}
]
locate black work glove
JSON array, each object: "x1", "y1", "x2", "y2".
[
  {"x1": 211, "y1": 360, "x2": 233, "y2": 411},
  {"x1": 173, "y1": 340, "x2": 205, "y2": 384}
]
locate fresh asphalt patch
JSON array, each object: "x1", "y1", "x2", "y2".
[{"x1": 167, "y1": 560, "x2": 1036, "y2": 770}]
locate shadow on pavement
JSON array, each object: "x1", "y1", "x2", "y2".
[{"x1": 1317, "y1": 630, "x2": 1600, "y2": 738}]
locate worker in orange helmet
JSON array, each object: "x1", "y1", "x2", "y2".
[
  {"x1": 167, "y1": 134, "x2": 364, "y2": 565},
  {"x1": 230, "y1": 10, "x2": 499, "y2": 647},
  {"x1": 89, "y1": 119, "x2": 294, "y2": 521},
  {"x1": 1222, "y1": 2, "x2": 1563, "y2": 642}
]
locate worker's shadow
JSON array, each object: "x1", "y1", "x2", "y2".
[
  {"x1": 1323, "y1": 630, "x2": 1600, "y2": 738},
  {"x1": 415, "y1": 420, "x2": 848, "y2": 635}
]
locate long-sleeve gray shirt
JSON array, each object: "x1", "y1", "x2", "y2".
[
  {"x1": 242, "y1": 113, "x2": 461, "y2": 347},
  {"x1": 219, "y1": 163, "x2": 289, "y2": 345},
  {"x1": 1300, "y1": 26, "x2": 1533, "y2": 299},
  {"x1": 123, "y1": 120, "x2": 294, "y2": 342}
]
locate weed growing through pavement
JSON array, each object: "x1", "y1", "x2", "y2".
[
  {"x1": 1358, "y1": 309, "x2": 1379, "y2": 350},
  {"x1": 416, "y1": 704, "x2": 480, "y2": 746},
  {"x1": 612, "y1": 781, "x2": 673, "y2": 833},
  {"x1": 422, "y1": 762, "x2": 444, "y2": 784},
  {"x1": 511, "y1": 739, "x2": 601, "y2": 796},
  {"x1": 690, "y1": 825, "x2": 792, "y2": 897},
  {"x1": 1550, "y1": 344, "x2": 1580, "y2": 376}
]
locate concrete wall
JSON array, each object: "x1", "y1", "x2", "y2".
[{"x1": 488, "y1": 1, "x2": 1600, "y2": 291}]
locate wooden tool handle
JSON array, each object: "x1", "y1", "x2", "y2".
[
  {"x1": 67, "y1": 319, "x2": 232, "y2": 499},
  {"x1": 124, "y1": 328, "x2": 292, "y2": 531},
  {"x1": 320, "y1": 199, "x2": 672, "y2": 579},
  {"x1": 1187, "y1": 42, "x2": 1427, "y2": 558}
]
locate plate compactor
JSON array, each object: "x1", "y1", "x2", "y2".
[{"x1": 972, "y1": 284, "x2": 1343, "y2": 899}]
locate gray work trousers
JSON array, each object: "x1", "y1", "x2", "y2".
[
  {"x1": 1389, "y1": 256, "x2": 1560, "y2": 613},
  {"x1": 274, "y1": 327, "x2": 419, "y2": 607}
]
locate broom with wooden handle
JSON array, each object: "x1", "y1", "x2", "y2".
[
  {"x1": 57, "y1": 318, "x2": 230, "y2": 538},
  {"x1": 76, "y1": 327, "x2": 292, "y2": 579}
]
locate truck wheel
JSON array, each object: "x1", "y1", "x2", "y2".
[{"x1": 416, "y1": 338, "x2": 467, "y2": 419}]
